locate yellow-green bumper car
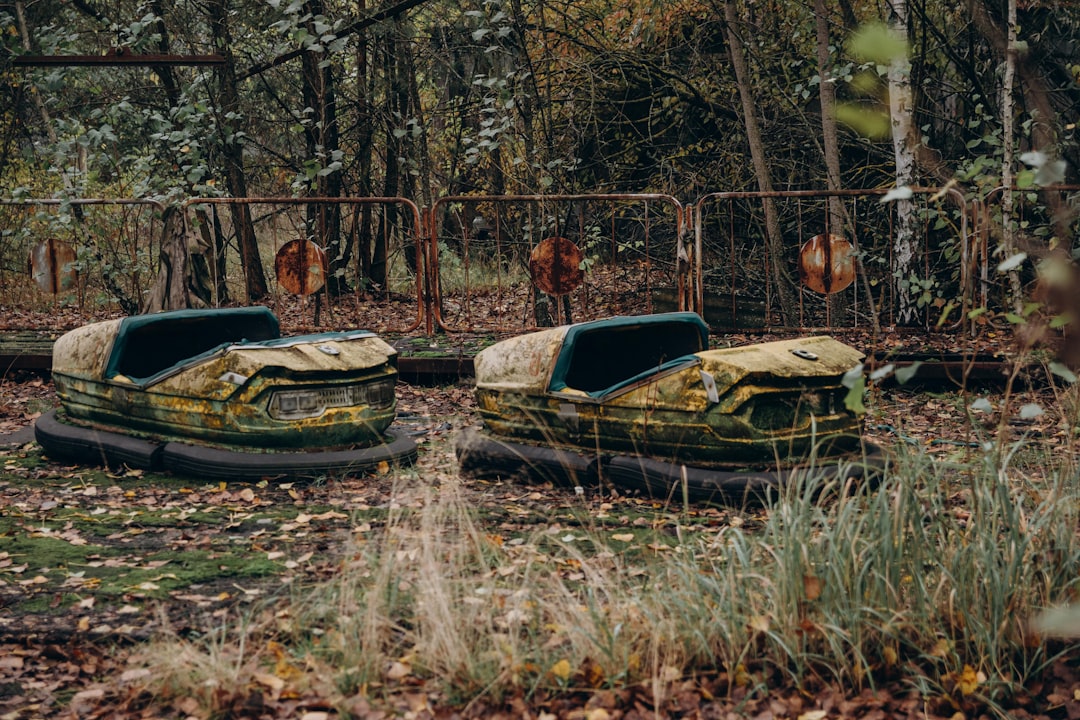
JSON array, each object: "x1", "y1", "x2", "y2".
[
  {"x1": 35, "y1": 307, "x2": 416, "y2": 480},
  {"x1": 456, "y1": 312, "x2": 883, "y2": 503}
]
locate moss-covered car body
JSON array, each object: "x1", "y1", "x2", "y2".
[
  {"x1": 459, "y1": 312, "x2": 880, "y2": 501},
  {"x1": 38, "y1": 307, "x2": 416, "y2": 479}
]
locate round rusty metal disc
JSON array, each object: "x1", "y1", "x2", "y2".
[
  {"x1": 799, "y1": 233, "x2": 855, "y2": 294},
  {"x1": 275, "y1": 239, "x2": 328, "y2": 296},
  {"x1": 29, "y1": 237, "x2": 78, "y2": 294},
  {"x1": 529, "y1": 236, "x2": 584, "y2": 296}
]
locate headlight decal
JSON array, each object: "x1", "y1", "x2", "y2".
[{"x1": 267, "y1": 379, "x2": 395, "y2": 420}]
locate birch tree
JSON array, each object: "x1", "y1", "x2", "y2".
[{"x1": 885, "y1": 0, "x2": 919, "y2": 325}]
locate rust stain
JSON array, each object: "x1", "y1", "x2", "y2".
[
  {"x1": 29, "y1": 238, "x2": 78, "y2": 294},
  {"x1": 799, "y1": 233, "x2": 855, "y2": 294},
  {"x1": 529, "y1": 236, "x2": 584, "y2": 296},
  {"x1": 275, "y1": 239, "x2": 327, "y2": 296}
]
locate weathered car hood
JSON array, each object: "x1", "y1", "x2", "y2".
[
  {"x1": 472, "y1": 325, "x2": 570, "y2": 394},
  {"x1": 134, "y1": 334, "x2": 398, "y2": 400},
  {"x1": 52, "y1": 318, "x2": 123, "y2": 380},
  {"x1": 696, "y1": 336, "x2": 864, "y2": 386}
]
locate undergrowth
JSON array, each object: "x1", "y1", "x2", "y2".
[{"x1": 131, "y1": 435, "x2": 1080, "y2": 718}]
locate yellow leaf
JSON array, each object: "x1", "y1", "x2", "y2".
[
  {"x1": 77, "y1": 616, "x2": 91, "y2": 632},
  {"x1": 748, "y1": 615, "x2": 770, "y2": 633},
  {"x1": 733, "y1": 663, "x2": 750, "y2": 687},
  {"x1": 550, "y1": 659, "x2": 572, "y2": 681},
  {"x1": 218, "y1": 481, "x2": 227, "y2": 492},
  {"x1": 611, "y1": 533, "x2": 635, "y2": 542},
  {"x1": 883, "y1": 645, "x2": 898, "y2": 667},
  {"x1": 958, "y1": 664, "x2": 984, "y2": 696},
  {"x1": 930, "y1": 638, "x2": 952, "y2": 658},
  {"x1": 376, "y1": 461, "x2": 390, "y2": 474}
]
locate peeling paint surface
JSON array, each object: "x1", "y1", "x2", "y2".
[
  {"x1": 50, "y1": 310, "x2": 400, "y2": 450},
  {"x1": 474, "y1": 316, "x2": 867, "y2": 467}
]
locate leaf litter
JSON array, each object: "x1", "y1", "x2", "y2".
[{"x1": 1, "y1": 358, "x2": 1078, "y2": 717}]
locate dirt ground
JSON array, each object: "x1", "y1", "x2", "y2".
[{"x1": 0, "y1": 362, "x2": 1075, "y2": 719}]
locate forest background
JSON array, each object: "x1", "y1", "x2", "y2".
[{"x1": 2, "y1": 0, "x2": 1079, "y2": 330}]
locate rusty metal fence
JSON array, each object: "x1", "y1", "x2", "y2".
[
  {"x1": 2, "y1": 187, "x2": 1059, "y2": 336},
  {"x1": 0, "y1": 198, "x2": 164, "y2": 315},
  {"x1": 428, "y1": 194, "x2": 687, "y2": 333},
  {"x1": 691, "y1": 187, "x2": 975, "y2": 332},
  {"x1": 181, "y1": 197, "x2": 425, "y2": 333}
]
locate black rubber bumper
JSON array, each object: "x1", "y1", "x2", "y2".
[
  {"x1": 35, "y1": 409, "x2": 417, "y2": 481},
  {"x1": 160, "y1": 429, "x2": 417, "y2": 481},
  {"x1": 455, "y1": 426, "x2": 886, "y2": 505},
  {"x1": 35, "y1": 408, "x2": 164, "y2": 470},
  {"x1": 455, "y1": 427, "x2": 600, "y2": 487}
]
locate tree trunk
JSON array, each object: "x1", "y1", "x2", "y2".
[
  {"x1": 302, "y1": 0, "x2": 347, "y2": 295},
  {"x1": 371, "y1": 33, "x2": 402, "y2": 291},
  {"x1": 722, "y1": 0, "x2": 796, "y2": 325},
  {"x1": 999, "y1": 0, "x2": 1022, "y2": 313},
  {"x1": 355, "y1": 0, "x2": 375, "y2": 285},
  {"x1": 143, "y1": 207, "x2": 212, "y2": 313},
  {"x1": 886, "y1": 0, "x2": 919, "y2": 326},
  {"x1": 208, "y1": 0, "x2": 268, "y2": 302},
  {"x1": 814, "y1": 0, "x2": 850, "y2": 326}
]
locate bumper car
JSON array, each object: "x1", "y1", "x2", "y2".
[
  {"x1": 456, "y1": 312, "x2": 883, "y2": 504},
  {"x1": 35, "y1": 307, "x2": 416, "y2": 480}
]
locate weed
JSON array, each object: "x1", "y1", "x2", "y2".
[{"x1": 129, "y1": 436, "x2": 1080, "y2": 715}]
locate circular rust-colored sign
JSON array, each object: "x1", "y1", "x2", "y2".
[
  {"x1": 275, "y1": 239, "x2": 328, "y2": 296},
  {"x1": 529, "y1": 236, "x2": 584, "y2": 296},
  {"x1": 29, "y1": 238, "x2": 78, "y2": 294},
  {"x1": 799, "y1": 233, "x2": 855, "y2": 294}
]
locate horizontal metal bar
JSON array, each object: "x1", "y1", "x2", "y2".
[{"x1": 13, "y1": 54, "x2": 225, "y2": 67}]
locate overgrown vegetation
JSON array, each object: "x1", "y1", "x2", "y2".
[{"x1": 120, "y1": 429, "x2": 1079, "y2": 718}]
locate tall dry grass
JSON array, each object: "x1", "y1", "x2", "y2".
[{"x1": 131, "y1": 430, "x2": 1080, "y2": 716}]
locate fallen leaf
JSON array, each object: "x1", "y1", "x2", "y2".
[
  {"x1": 0, "y1": 656, "x2": 24, "y2": 670},
  {"x1": 253, "y1": 672, "x2": 285, "y2": 692},
  {"x1": 386, "y1": 661, "x2": 412, "y2": 680},
  {"x1": 119, "y1": 668, "x2": 152, "y2": 683},
  {"x1": 550, "y1": 659, "x2": 572, "y2": 681},
  {"x1": 958, "y1": 664, "x2": 985, "y2": 695},
  {"x1": 803, "y1": 574, "x2": 823, "y2": 601}
]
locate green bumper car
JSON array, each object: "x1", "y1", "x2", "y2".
[
  {"x1": 35, "y1": 307, "x2": 416, "y2": 480},
  {"x1": 456, "y1": 312, "x2": 883, "y2": 503}
]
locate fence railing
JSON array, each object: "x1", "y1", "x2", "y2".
[
  {"x1": 181, "y1": 197, "x2": 426, "y2": 334},
  {"x1": 428, "y1": 193, "x2": 687, "y2": 333},
  {"x1": 0, "y1": 186, "x2": 1050, "y2": 336},
  {"x1": 1, "y1": 198, "x2": 165, "y2": 314},
  {"x1": 691, "y1": 187, "x2": 974, "y2": 332}
]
